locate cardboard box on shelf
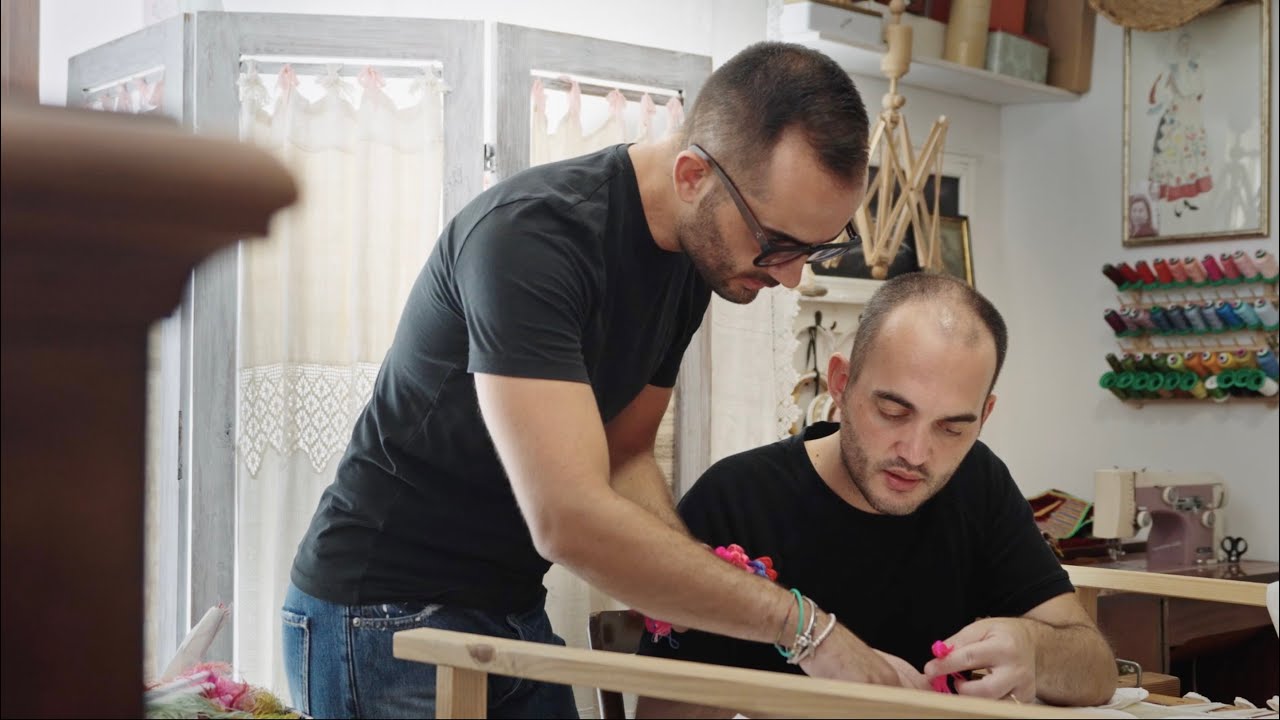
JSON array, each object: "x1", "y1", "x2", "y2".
[
  {"x1": 1026, "y1": 0, "x2": 1096, "y2": 94},
  {"x1": 985, "y1": 30, "x2": 1048, "y2": 83}
]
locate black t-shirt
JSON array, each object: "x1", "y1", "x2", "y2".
[
  {"x1": 639, "y1": 422, "x2": 1073, "y2": 673},
  {"x1": 291, "y1": 145, "x2": 711, "y2": 612}
]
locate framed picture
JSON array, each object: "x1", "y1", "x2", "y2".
[
  {"x1": 1122, "y1": 0, "x2": 1271, "y2": 246},
  {"x1": 936, "y1": 215, "x2": 974, "y2": 287}
]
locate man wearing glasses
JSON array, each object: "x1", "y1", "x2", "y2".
[{"x1": 286, "y1": 42, "x2": 888, "y2": 719}]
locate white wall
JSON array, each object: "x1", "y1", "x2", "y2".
[{"x1": 988, "y1": 18, "x2": 1279, "y2": 561}]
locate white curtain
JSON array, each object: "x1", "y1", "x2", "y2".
[
  {"x1": 234, "y1": 63, "x2": 446, "y2": 694},
  {"x1": 529, "y1": 79, "x2": 684, "y2": 717}
]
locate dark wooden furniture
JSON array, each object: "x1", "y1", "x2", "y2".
[
  {"x1": 1068, "y1": 555, "x2": 1278, "y2": 703},
  {"x1": 1, "y1": 102, "x2": 294, "y2": 718},
  {"x1": 587, "y1": 610, "x2": 647, "y2": 719}
]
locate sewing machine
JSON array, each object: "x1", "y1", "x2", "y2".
[{"x1": 1093, "y1": 469, "x2": 1227, "y2": 571}]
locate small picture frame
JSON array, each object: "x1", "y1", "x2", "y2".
[
  {"x1": 936, "y1": 215, "x2": 974, "y2": 287},
  {"x1": 1122, "y1": 0, "x2": 1271, "y2": 246}
]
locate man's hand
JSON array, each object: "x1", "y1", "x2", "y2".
[
  {"x1": 876, "y1": 650, "x2": 931, "y2": 691},
  {"x1": 923, "y1": 617, "x2": 1037, "y2": 703},
  {"x1": 797, "y1": 612, "x2": 901, "y2": 687}
]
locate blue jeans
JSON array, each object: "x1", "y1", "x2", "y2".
[{"x1": 282, "y1": 583, "x2": 577, "y2": 719}]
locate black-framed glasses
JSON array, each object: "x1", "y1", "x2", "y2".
[{"x1": 689, "y1": 143, "x2": 859, "y2": 268}]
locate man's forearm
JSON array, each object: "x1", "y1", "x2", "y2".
[
  {"x1": 1027, "y1": 620, "x2": 1117, "y2": 706},
  {"x1": 610, "y1": 453, "x2": 688, "y2": 535}
]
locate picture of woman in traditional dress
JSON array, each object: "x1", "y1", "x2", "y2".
[{"x1": 1147, "y1": 32, "x2": 1213, "y2": 218}]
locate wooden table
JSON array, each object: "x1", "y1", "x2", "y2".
[{"x1": 1066, "y1": 554, "x2": 1278, "y2": 703}]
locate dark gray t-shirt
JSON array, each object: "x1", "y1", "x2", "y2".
[{"x1": 291, "y1": 145, "x2": 710, "y2": 612}]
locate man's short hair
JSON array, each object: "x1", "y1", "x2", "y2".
[
  {"x1": 847, "y1": 273, "x2": 1009, "y2": 394},
  {"x1": 681, "y1": 42, "x2": 870, "y2": 192}
]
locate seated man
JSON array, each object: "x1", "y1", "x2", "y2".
[{"x1": 637, "y1": 273, "x2": 1116, "y2": 717}]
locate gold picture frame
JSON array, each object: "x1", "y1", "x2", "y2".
[
  {"x1": 937, "y1": 215, "x2": 974, "y2": 287},
  {"x1": 1122, "y1": 0, "x2": 1271, "y2": 246}
]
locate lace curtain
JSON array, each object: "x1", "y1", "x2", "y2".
[
  {"x1": 529, "y1": 78, "x2": 684, "y2": 717},
  {"x1": 234, "y1": 63, "x2": 446, "y2": 694}
]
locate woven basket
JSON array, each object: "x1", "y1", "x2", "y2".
[{"x1": 1089, "y1": 0, "x2": 1224, "y2": 31}]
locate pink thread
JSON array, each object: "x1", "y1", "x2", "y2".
[
  {"x1": 929, "y1": 640, "x2": 965, "y2": 694},
  {"x1": 643, "y1": 544, "x2": 777, "y2": 643}
]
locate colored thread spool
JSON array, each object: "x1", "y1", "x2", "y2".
[
  {"x1": 1258, "y1": 375, "x2": 1280, "y2": 398},
  {"x1": 1202, "y1": 254, "x2": 1225, "y2": 282},
  {"x1": 1216, "y1": 351, "x2": 1238, "y2": 372},
  {"x1": 1218, "y1": 252, "x2": 1242, "y2": 281},
  {"x1": 1165, "y1": 353, "x2": 1186, "y2": 372},
  {"x1": 1256, "y1": 348, "x2": 1280, "y2": 380},
  {"x1": 1131, "y1": 372, "x2": 1152, "y2": 396},
  {"x1": 1231, "y1": 300, "x2": 1262, "y2": 329},
  {"x1": 1238, "y1": 370, "x2": 1264, "y2": 394},
  {"x1": 1255, "y1": 299, "x2": 1280, "y2": 329},
  {"x1": 1231, "y1": 250, "x2": 1259, "y2": 279},
  {"x1": 1213, "y1": 300, "x2": 1244, "y2": 329},
  {"x1": 1201, "y1": 351, "x2": 1222, "y2": 375},
  {"x1": 1120, "y1": 354, "x2": 1138, "y2": 373},
  {"x1": 1184, "y1": 373, "x2": 1208, "y2": 399},
  {"x1": 1134, "y1": 353, "x2": 1155, "y2": 372},
  {"x1": 1135, "y1": 260, "x2": 1159, "y2": 285},
  {"x1": 1115, "y1": 372, "x2": 1137, "y2": 394},
  {"x1": 1149, "y1": 306, "x2": 1174, "y2": 333},
  {"x1": 1183, "y1": 256, "x2": 1208, "y2": 284},
  {"x1": 1161, "y1": 371, "x2": 1182, "y2": 395},
  {"x1": 1254, "y1": 249, "x2": 1279, "y2": 278},
  {"x1": 1134, "y1": 308, "x2": 1158, "y2": 331},
  {"x1": 1104, "y1": 309, "x2": 1128, "y2": 335},
  {"x1": 1204, "y1": 375, "x2": 1228, "y2": 401},
  {"x1": 1105, "y1": 353, "x2": 1125, "y2": 373},
  {"x1": 1100, "y1": 372, "x2": 1127, "y2": 400},
  {"x1": 1116, "y1": 261, "x2": 1143, "y2": 285},
  {"x1": 1232, "y1": 349, "x2": 1257, "y2": 369},
  {"x1": 1168, "y1": 257, "x2": 1189, "y2": 283},
  {"x1": 1198, "y1": 303, "x2": 1225, "y2": 331},
  {"x1": 1124, "y1": 309, "x2": 1146, "y2": 332},
  {"x1": 1166, "y1": 305, "x2": 1191, "y2": 332},
  {"x1": 1183, "y1": 351, "x2": 1209, "y2": 377},
  {"x1": 1153, "y1": 258, "x2": 1175, "y2": 284},
  {"x1": 1101, "y1": 264, "x2": 1128, "y2": 289},
  {"x1": 1182, "y1": 303, "x2": 1208, "y2": 332}
]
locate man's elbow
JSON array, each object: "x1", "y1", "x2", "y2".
[{"x1": 526, "y1": 499, "x2": 596, "y2": 567}]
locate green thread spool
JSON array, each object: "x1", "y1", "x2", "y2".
[
  {"x1": 1166, "y1": 353, "x2": 1186, "y2": 372},
  {"x1": 1120, "y1": 354, "x2": 1138, "y2": 373},
  {"x1": 1159, "y1": 372, "x2": 1180, "y2": 397},
  {"x1": 1116, "y1": 372, "x2": 1137, "y2": 395},
  {"x1": 1204, "y1": 375, "x2": 1228, "y2": 401},
  {"x1": 1182, "y1": 373, "x2": 1208, "y2": 399},
  {"x1": 1240, "y1": 369, "x2": 1265, "y2": 393},
  {"x1": 1100, "y1": 371, "x2": 1127, "y2": 400},
  {"x1": 1218, "y1": 370, "x2": 1237, "y2": 389},
  {"x1": 1106, "y1": 353, "x2": 1125, "y2": 373}
]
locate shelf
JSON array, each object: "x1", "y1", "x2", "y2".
[
  {"x1": 797, "y1": 276, "x2": 883, "y2": 305},
  {"x1": 781, "y1": 4, "x2": 1079, "y2": 106},
  {"x1": 1123, "y1": 396, "x2": 1279, "y2": 409}
]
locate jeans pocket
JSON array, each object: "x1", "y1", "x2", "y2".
[
  {"x1": 280, "y1": 609, "x2": 310, "y2": 716},
  {"x1": 354, "y1": 601, "x2": 443, "y2": 632}
]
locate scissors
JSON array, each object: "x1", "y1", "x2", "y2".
[{"x1": 1220, "y1": 536, "x2": 1248, "y2": 564}]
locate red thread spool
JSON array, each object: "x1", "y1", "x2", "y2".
[
  {"x1": 1183, "y1": 256, "x2": 1208, "y2": 283},
  {"x1": 1167, "y1": 257, "x2": 1189, "y2": 283},
  {"x1": 1218, "y1": 252, "x2": 1241, "y2": 279},
  {"x1": 1201, "y1": 255, "x2": 1224, "y2": 281},
  {"x1": 1134, "y1": 260, "x2": 1158, "y2": 285},
  {"x1": 1153, "y1": 258, "x2": 1175, "y2": 284}
]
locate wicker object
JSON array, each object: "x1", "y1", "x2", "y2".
[{"x1": 1089, "y1": 0, "x2": 1223, "y2": 31}]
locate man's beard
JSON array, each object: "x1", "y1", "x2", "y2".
[
  {"x1": 676, "y1": 194, "x2": 774, "y2": 304},
  {"x1": 838, "y1": 414, "x2": 951, "y2": 516}
]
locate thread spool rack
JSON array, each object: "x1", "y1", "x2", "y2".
[{"x1": 1101, "y1": 270, "x2": 1279, "y2": 408}]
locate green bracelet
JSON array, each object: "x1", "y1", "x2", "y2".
[{"x1": 774, "y1": 588, "x2": 805, "y2": 658}]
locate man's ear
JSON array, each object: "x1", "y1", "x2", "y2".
[
  {"x1": 980, "y1": 394, "x2": 997, "y2": 426},
  {"x1": 827, "y1": 352, "x2": 852, "y2": 397},
  {"x1": 672, "y1": 149, "x2": 710, "y2": 204}
]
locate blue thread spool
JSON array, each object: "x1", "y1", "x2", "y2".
[
  {"x1": 1182, "y1": 303, "x2": 1208, "y2": 332},
  {"x1": 1214, "y1": 300, "x2": 1244, "y2": 329},
  {"x1": 1257, "y1": 348, "x2": 1280, "y2": 380},
  {"x1": 1150, "y1": 306, "x2": 1174, "y2": 333},
  {"x1": 1231, "y1": 300, "x2": 1262, "y2": 330},
  {"x1": 1198, "y1": 303, "x2": 1225, "y2": 331},
  {"x1": 1255, "y1": 299, "x2": 1280, "y2": 329},
  {"x1": 1166, "y1": 304, "x2": 1191, "y2": 332}
]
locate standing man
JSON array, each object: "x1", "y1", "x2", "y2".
[{"x1": 284, "y1": 42, "x2": 892, "y2": 719}]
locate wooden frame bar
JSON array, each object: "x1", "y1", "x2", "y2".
[
  {"x1": 394, "y1": 628, "x2": 1084, "y2": 719},
  {"x1": 1066, "y1": 565, "x2": 1269, "y2": 621}
]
